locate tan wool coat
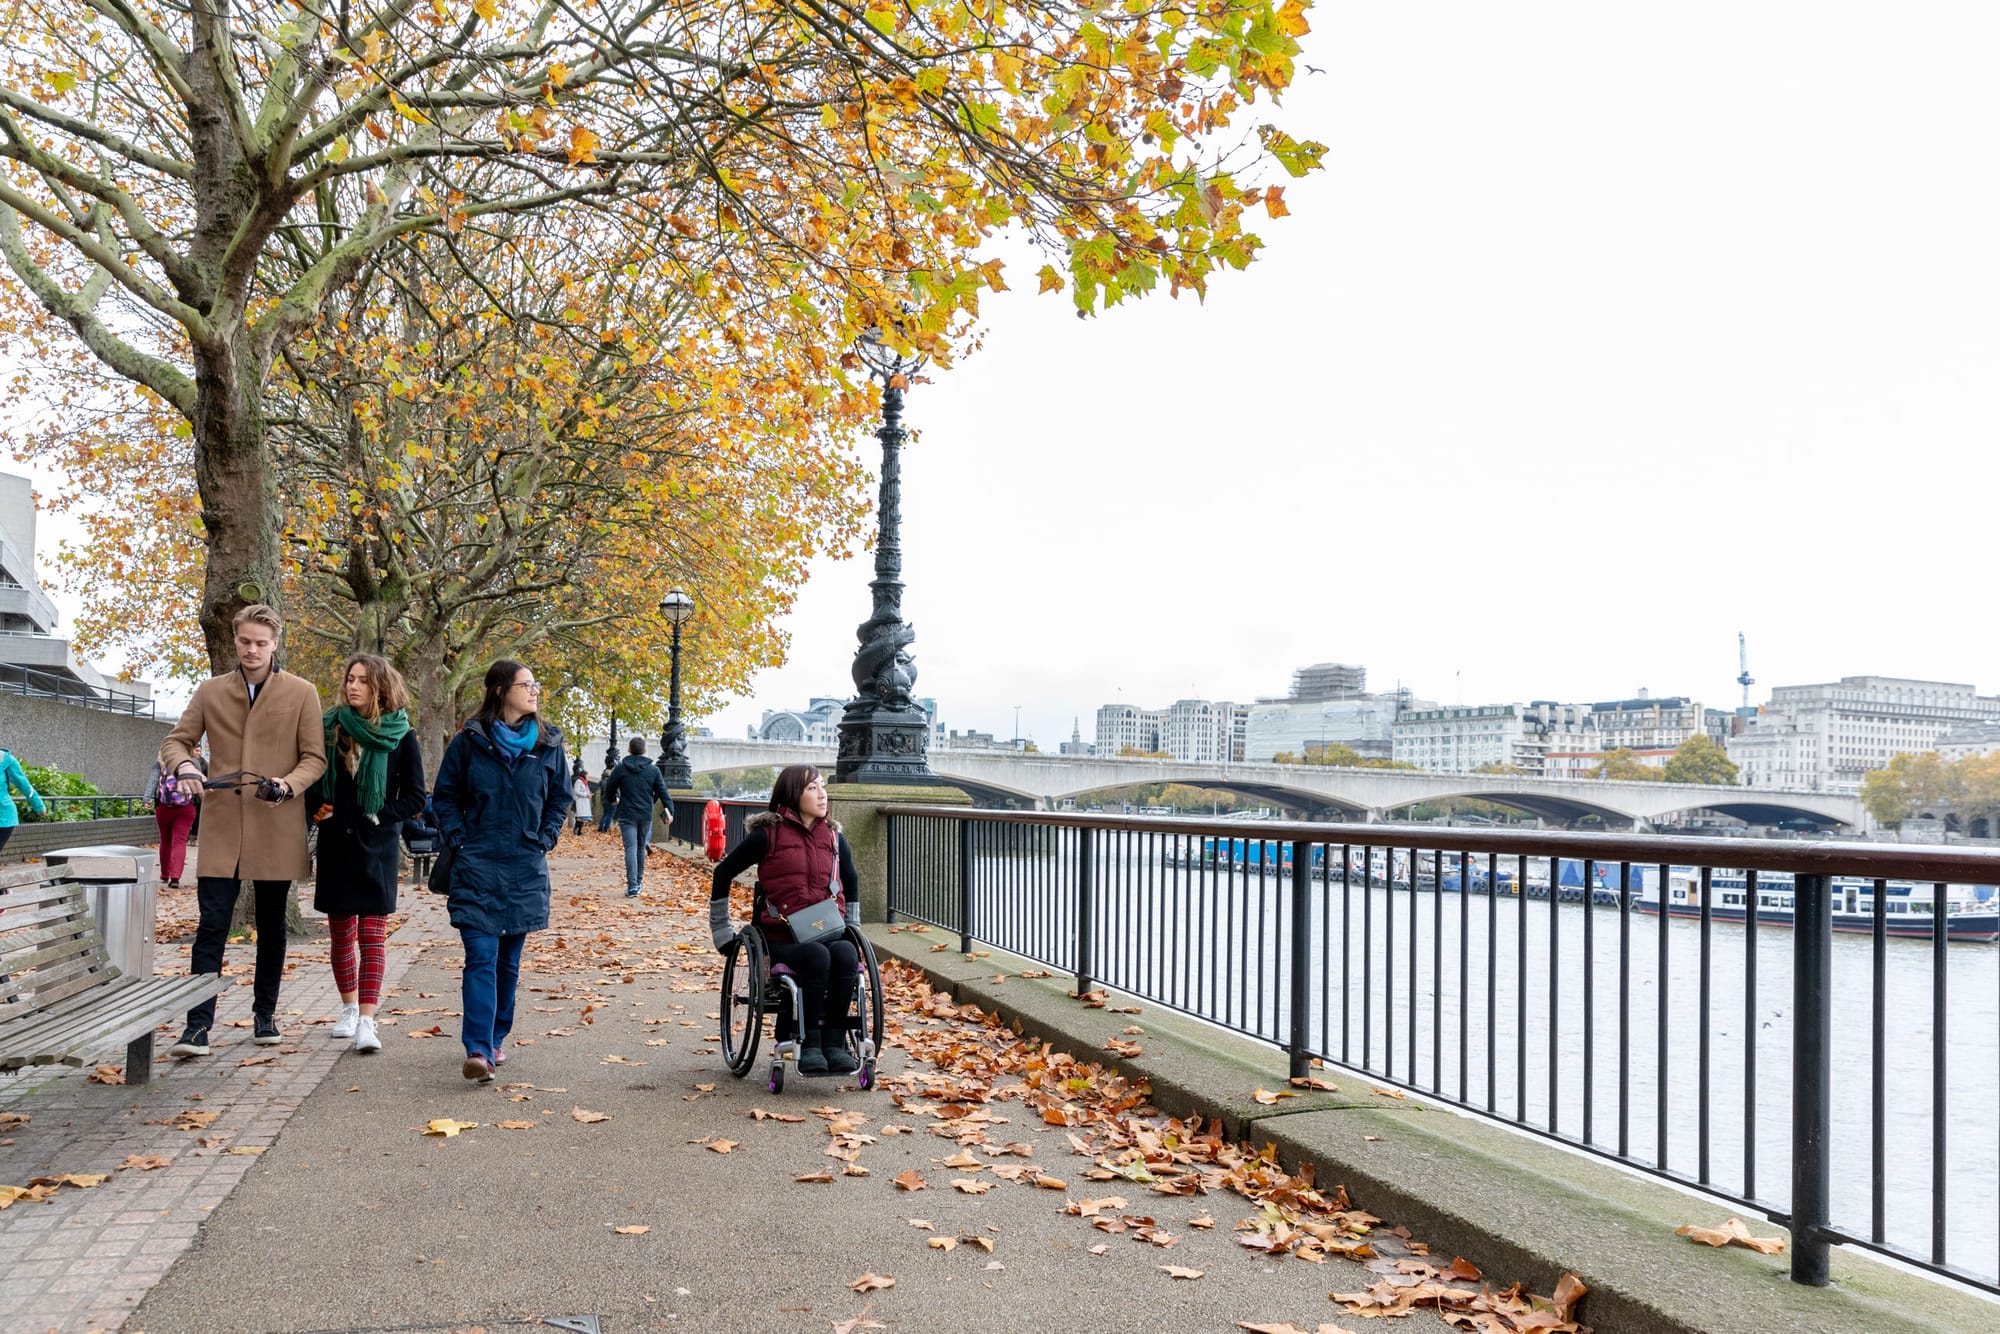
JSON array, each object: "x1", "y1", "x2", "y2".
[{"x1": 159, "y1": 670, "x2": 327, "y2": 882}]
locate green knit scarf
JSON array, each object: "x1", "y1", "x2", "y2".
[{"x1": 317, "y1": 706, "x2": 411, "y2": 816}]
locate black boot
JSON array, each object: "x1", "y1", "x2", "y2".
[
  {"x1": 820, "y1": 1027, "x2": 859, "y2": 1076},
  {"x1": 797, "y1": 1031, "x2": 830, "y2": 1076}
]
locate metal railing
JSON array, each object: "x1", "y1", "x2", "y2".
[
  {"x1": 35, "y1": 794, "x2": 154, "y2": 821},
  {"x1": 881, "y1": 806, "x2": 2000, "y2": 1297},
  {"x1": 0, "y1": 662, "x2": 155, "y2": 716},
  {"x1": 665, "y1": 796, "x2": 760, "y2": 849}
]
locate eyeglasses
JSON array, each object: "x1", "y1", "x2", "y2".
[{"x1": 512, "y1": 680, "x2": 542, "y2": 692}]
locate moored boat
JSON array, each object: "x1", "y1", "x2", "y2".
[{"x1": 1635, "y1": 869, "x2": 2000, "y2": 942}]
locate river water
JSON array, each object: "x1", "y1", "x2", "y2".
[{"x1": 951, "y1": 833, "x2": 2000, "y2": 1283}]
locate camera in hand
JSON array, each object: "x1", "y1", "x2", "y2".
[{"x1": 255, "y1": 778, "x2": 287, "y2": 802}]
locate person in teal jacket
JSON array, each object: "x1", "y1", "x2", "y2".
[{"x1": 0, "y1": 748, "x2": 46, "y2": 854}]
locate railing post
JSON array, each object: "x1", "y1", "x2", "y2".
[
  {"x1": 957, "y1": 818, "x2": 974, "y2": 954},
  {"x1": 1287, "y1": 839, "x2": 1311, "y2": 1082},
  {"x1": 884, "y1": 815, "x2": 899, "y2": 923},
  {"x1": 1075, "y1": 827, "x2": 1096, "y2": 995},
  {"x1": 1790, "y1": 871, "x2": 1832, "y2": 1286}
]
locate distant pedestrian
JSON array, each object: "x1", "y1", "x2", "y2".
[
  {"x1": 596, "y1": 762, "x2": 617, "y2": 833},
  {"x1": 708, "y1": 764, "x2": 860, "y2": 1076},
  {"x1": 149, "y1": 754, "x2": 203, "y2": 887},
  {"x1": 432, "y1": 659, "x2": 569, "y2": 1082},
  {"x1": 571, "y1": 767, "x2": 593, "y2": 836},
  {"x1": 0, "y1": 746, "x2": 45, "y2": 855},
  {"x1": 159, "y1": 603, "x2": 327, "y2": 1058},
  {"x1": 603, "y1": 736, "x2": 673, "y2": 899},
  {"x1": 309, "y1": 653, "x2": 427, "y2": 1055}
]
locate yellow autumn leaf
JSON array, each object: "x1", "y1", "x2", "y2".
[{"x1": 422, "y1": 1119, "x2": 478, "y2": 1137}]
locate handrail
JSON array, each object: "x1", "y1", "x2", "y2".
[{"x1": 874, "y1": 805, "x2": 2000, "y2": 883}]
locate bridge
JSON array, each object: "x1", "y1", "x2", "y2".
[{"x1": 684, "y1": 738, "x2": 1864, "y2": 830}]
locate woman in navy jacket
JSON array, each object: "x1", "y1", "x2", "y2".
[{"x1": 432, "y1": 659, "x2": 570, "y2": 1082}]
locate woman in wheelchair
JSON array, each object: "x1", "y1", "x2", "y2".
[{"x1": 709, "y1": 765, "x2": 860, "y2": 1076}]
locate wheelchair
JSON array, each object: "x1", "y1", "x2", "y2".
[{"x1": 719, "y1": 916, "x2": 885, "y2": 1095}]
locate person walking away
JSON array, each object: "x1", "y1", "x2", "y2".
[
  {"x1": 596, "y1": 762, "x2": 617, "y2": 833},
  {"x1": 571, "y1": 765, "x2": 593, "y2": 836},
  {"x1": 604, "y1": 736, "x2": 673, "y2": 899},
  {"x1": 159, "y1": 604, "x2": 327, "y2": 1057},
  {"x1": 432, "y1": 660, "x2": 569, "y2": 1082},
  {"x1": 0, "y1": 747, "x2": 45, "y2": 856},
  {"x1": 149, "y1": 755, "x2": 203, "y2": 888},
  {"x1": 708, "y1": 765, "x2": 861, "y2": 1076},
  {"x1": 310, "y1": 654, "x2": 426, "y2": 1055}
]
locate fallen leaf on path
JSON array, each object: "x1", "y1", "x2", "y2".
[
  {"x1": 497, "y1": 1121, "x2": 537, "y2": 1130},
  {"x1": 1252, "y1": 1088, "x2": 1297, "y2": 1106},
  {"x1": 151, "y1": 1109, "x2": 219, "y2": 1131},
  {"x1": 1237, "y1": 1324, "x2": 1360, "y2": 1334},
  {"x1": 225, "y1": 1145, "x2": 266, "y2": 1156},
  {"x1": 87, "y1": 1065, "x2": 124, "y2": 1085},
  {"x1": 1069, "y1": 1196, "x2": 1128, "y2": 1217},
  {"x1": 238, "y1": 1056, "x2": 276, "y2": 1067},
  {"x1": 794, "y1": 1172, "x2": 834, "y2": 1183},
  {"x1": 906, "y1": 1218, "x2": 933, "y2": 1230},
  {"x1": 30, "y1": 1173, "x2": 109, "y2": 1189},
  {"x1": 1551, "y1": 1271, "x2": 1588, "y2": 1319},
  {"x1": 894, "y1": 1170, "x2": 927, "y2": 1191},
  {"x1": 0, "y1": 1183, "x2": 58, "y2": 1206},
  {"x1": 830, "y1": 1317, "x2": 888, "y2": 1334},
  {"x1": 850, "y1": 1272, "x2": 895, "y2": 1292},
  {"x1": 1087, "y1": 1243, "x2": 1109, "y2": 1256},
  {"x1": 118, "y1": 1154, "x2": 171, "y2": 1171},
  {"x1": 1159, "y1": 1265, "x2": 1203, "y2": 1279},
  {"x1": 1443, "y1": 1257, "x2": 1481, "y2": 1281},
  {"x1": 1105, "y1": 1040, "x2": 1143, "y2": 1058},
  {"x1": 1369, "y1": 1087, "x2": 1406, "y2": 1100},
  {"x1": 951, "y1": 1178, "x2": 993, "y2": 1195},
  {"x1": 927, "y1": 1235, "x2": 957, "y2": 1251},
  {"x1": 0, "y1": 1113, "x2": 27, "y2": 1130},
  {"x1": 423, "y1": 1120, "x2": 478, "y2": 1138},
  {"x1": 1189, "y1": 1214, "x2": 1215, "y2": 1229},
  {"x1": 614, "y1": 1225, "x2": 650, "y2": 1235},
  {"x1": 1289, "y1": 1077, "x2": 1339, "y2": 1092},
  {"x1": 750, "y1": 1108, "x2": 806, "y2": 1123},
  {"x1": 407, "y1": 1026, "x2": 444, "y2": 1039},
  {"x1": 707, "y1": 1139, "x2": 739, "y2": 1154},
  {"x1": 1677, "y1": 1218, "x2": 1786, "y2": 1254},
  {"x1": 572, "y1": 1107, "x2": 611, "y2": 1124}
]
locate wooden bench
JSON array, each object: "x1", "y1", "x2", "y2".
[{"x1": 0, "y1": 862, "x2": 226, "y2": 1086}]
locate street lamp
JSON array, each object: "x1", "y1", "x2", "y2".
[
  {"x1": 657, "y1": 587, "x2": 695, "y2": 789},
  {"x1": 836, "y1": 320, "x2": 935, "y2": 784}
]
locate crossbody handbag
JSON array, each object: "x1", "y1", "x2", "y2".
[
  {"x1": 782, "y1": 845, "x2": 846, "y2": 944},
  {"x1": 426, "y1": 841, "x2": 457, "y2": 895}
]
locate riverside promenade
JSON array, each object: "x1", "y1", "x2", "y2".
[{"x1": 1, "y1": 834, "x2": 1992, "y2": 1333}]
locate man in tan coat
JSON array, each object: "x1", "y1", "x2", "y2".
[{"x1": 159, "y1": 604, "x2": 327, "y2": 1056}]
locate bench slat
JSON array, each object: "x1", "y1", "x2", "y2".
[
  {"x1": 6, "y1": 960, "x2": 122, "y2": 1013},
  {"x1": 0, "y1": 935, "x2": 108, "y2": 987},
  {"x1": 0, "y1": 976, "x2": 226, "y2": 1070},
  {"x1": 0, "y1": 896, "x2": 92, "y2": 943},
  {"x1": 0, "y1": 863, "x2": 71, "y2": 891},
  {"x1": 0, "y1": 879, "x2": 85, "y2": 912}
]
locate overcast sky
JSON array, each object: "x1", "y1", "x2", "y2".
[{"x1": 20, "y1": 5, "x2": 2000, "y2": 742}]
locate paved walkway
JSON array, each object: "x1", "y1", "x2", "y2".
[{"x1": 3, "y1": 836, "x2": 1571, "y2": 1334}]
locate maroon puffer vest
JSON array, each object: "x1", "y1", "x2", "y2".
[{"x1": 757, "y1": 812, "x2": 843, "y2": 938}]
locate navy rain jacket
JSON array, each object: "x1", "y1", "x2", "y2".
[{"x1": 432, "y1": 718, "x2": 570, "y2": 936}]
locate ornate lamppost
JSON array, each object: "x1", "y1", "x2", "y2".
[
  {"x1": 657, "y1": 587, "x2": 695, "y2": 789},
  {"x1": 603, "y1": 715, "x2": 620, "y2": 773},
  {"x1": 836, "y1": 324, "x2": 935, "y2": 784}
]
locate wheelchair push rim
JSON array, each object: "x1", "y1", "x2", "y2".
[{"x1": 719, "y1": 929, "x2": 767, "y2": 1077}]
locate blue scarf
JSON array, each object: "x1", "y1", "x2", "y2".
[{"x1": 490, "y1": 717, "x2": 538, "y2": 761}]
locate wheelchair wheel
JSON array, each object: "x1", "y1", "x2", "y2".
[
  {"x1": 768, "y1": 1058, "x2": 785, "y2": 1095},
  {"x1": 720, "y1": 929, "x2": 767, "y2": 1078},
  {"x1": 847, "y1": 929, "x2": 886, "y2": 1091}
]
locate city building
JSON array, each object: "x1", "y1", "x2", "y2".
[
  {"x1": 1058, "y1": 719, "x2": 1094, "y2": 756},
  {"x1": 753, "y1": 695, "x2": 940, "y2": 745},
  {"x1": 1095, "y1": 703, "x2": 1164, "y2": 757},
  {"x1": 1163, "y1": 698, "x2": 1238, "y2": 764},
  {"x1": 1242, "y1": 661, "x2": 1417, "y2": 763},
  {"x1": 1586, "y1": 695, "x2": 1728, "y2": 751},
  {"x1": 1727, "y1": 676, "x2": 2000, "y2": 793},
  {"x1": 1289, "y1": 662, "x2": 1368, "y2": 701},
  {"x1": 1391, "y1": 701, "x2": 1593, "y2": 775},
  {"x1": 1937, "y1": 721, "x2": 2000, "y2": 762},
  {"x1": 0, "y1": 472, "x2": 150, "y2": 710}
]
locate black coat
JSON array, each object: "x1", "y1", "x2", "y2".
[
  {"x1": 312, "y1": 732, "x2": 428, "y2": 917},
  {"x1": 603, "y1": 753, "x2": 674, "y2": 827}
]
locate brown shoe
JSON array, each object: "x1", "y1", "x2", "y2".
[{"x1": 461, "y1": 1054, "x2": 493, "y2": 1083}]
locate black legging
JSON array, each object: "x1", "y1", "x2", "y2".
[{"x1": 767, "y1": 936, "x2": 858, "y2": 1031}]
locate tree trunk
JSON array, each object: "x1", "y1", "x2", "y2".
[
  {"x1": 409, "y1": 645, "x2": 458, "y2": 782},
  {"x1": 190, "y1": 337, "x2": 282, "y2": 672}
]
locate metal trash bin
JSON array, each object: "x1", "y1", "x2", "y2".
[{"x1": 44, "y1": 845, "x2": 160, "y2": 978}]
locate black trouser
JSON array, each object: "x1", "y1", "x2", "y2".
[
  {"x1": 767, "y1": 937, "x2": 858, "y2": 1031},
  {"x1": 186, "y1": 877, "x2": 291, "y2": 1029},
  {"x1": 0, "y1": 826, "x2": 14, "y2": 855}
]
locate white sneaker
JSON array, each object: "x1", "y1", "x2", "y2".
[
  {"x1": 353, "y1": 1015, "x2": 381, "y2": 1054},
  {"x1": 329, "y1": 1003, "x2": 360, "y2": 1039}
]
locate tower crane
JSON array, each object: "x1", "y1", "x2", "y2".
[{"x1": 1737, "y1": 632, "x2": 1755, "y2": 709}]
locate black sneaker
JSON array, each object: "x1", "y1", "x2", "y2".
[
  {"x1": 169, "y1": 1026, "x2": 211, "y2": 1058},
  {"x1": 252, "y1": 1014, "x2": 282, "y2": 1046}
]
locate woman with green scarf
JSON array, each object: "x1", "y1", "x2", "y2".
[{"x1": 310, "y1": 652, "x2": 427, "y2": 1054}]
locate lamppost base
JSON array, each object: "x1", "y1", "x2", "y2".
[
  {"x1": 835, "y1": 710, "x2": 935, "y2": 785},
  {"x1": 657, "y1": 759, "x2": 693, "y2": 790}
]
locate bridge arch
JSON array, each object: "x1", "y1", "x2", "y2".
[
  {"x1": 1377, "y1": 788, "x2": 1645, "y2": 829},
  {"x1": 1646, "y1": 799, "x2": 1852, "y2": 830},
  {"x1": 1048, "y1": 779, "x2": 1371, "y2": 820}
]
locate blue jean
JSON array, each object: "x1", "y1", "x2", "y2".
[
  {"x1": 597, "y1": 803, "x2": 615, "y2": 833},
  {"x1": 619, "y1": 820, "x2": 647, "y2": 891},
  {"x1": 460, "y1": 929, "x2": 526, "y2": 1061}
]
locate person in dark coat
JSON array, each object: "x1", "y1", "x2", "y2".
[
  {"x1": 709, "y1": 764, "x2": 861, "y2": 1077},
  {"x1": 603, "y1": 736, "x2": 674, "y2": 898},
  {"x1": 310, "y1": 653, "x2": 427, "y2": 1055},
  {"x1": 432, "y1": 658, "x2": 569, "y2": 1083}
]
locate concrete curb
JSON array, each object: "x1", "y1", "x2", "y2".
[{"x1": 866, "y1": 924, "x2": 1999, "y2": 1334}]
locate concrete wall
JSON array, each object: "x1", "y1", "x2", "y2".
[
  {"x1": 0, "y1": 694, "x2": 172, "y2": 791},
  {"x1": 2, "y1": 816, "x2": 156, "y2": 862}
]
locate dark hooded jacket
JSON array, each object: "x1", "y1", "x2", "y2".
[
  {"x1": 432, "y1": 717, "x2": 569, "y2": 936},
  {"x1": 603, "y1": 752, "x2": 673, "y2": 828}
]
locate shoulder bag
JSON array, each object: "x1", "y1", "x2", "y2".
[{"x1": 782, "y1": 843, "x2": 845, "y2": 944}]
